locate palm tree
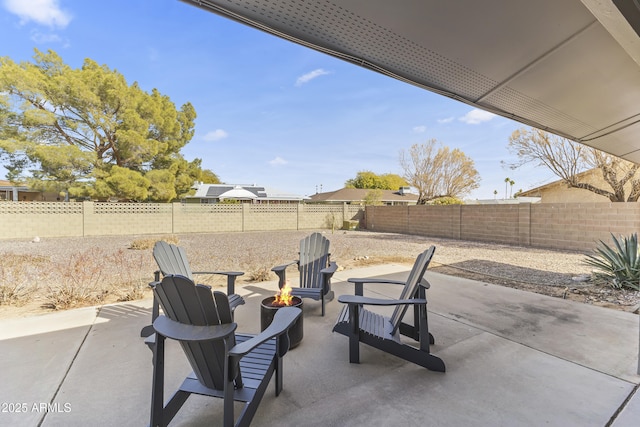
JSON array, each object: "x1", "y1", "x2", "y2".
[
  {"x1": 493, "y1": 189, "x2": 498, "y2": 199},
  {"x1": 509, "y1": 179, "x2": 515, "y2": 198}
]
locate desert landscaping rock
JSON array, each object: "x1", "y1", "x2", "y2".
[{"x1": 0, "y1": 230, "x2": 638, "y2": 317}]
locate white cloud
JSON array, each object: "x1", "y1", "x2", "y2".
[
  {"x1": 203, "y1": 129, "x2": 228, "y2": 141},
  {"x1": 437, "y1": 117, "x2": 454, "y2": 124},
  {"x1": 295, "y1": 68, "x2": 331, "y2": 87},
  {"x1": 459, "y1": 109, "x2": 496, "y2": 125},
  {"x1": 3, "y1": 0, "x2": 72, "y2": 29},
  {"x1": 269, "y1": 156, "x2": 288, "y2": 166},
  {"x1": 412, "y1": 125, "x2": 427, "y2": 133},
  {"x1": 30, "y1": 30, "x2": 62, "y2": 44}
]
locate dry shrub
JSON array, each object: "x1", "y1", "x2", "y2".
[
  {"x1": 0, "y1": 253, "x2": 46, "y2": 306},
  {"x1": 45, "y1": 247, "x2": 109, "y2": 310},
  {"x1": 246, "y1": 265, "x2": 273, "y2": 282},
  {"x1": 350, "y1": 255, "x2": 415, "y2": 267},
  {"x1": 129, "y1": 235, "x2": 179, "y2": 250},
  {"x1": 110, "y1": 249, "x2": 150, "y2": 301},
  {"x1": 191, "y1": 273, "x2": 228, "y2": 287}
]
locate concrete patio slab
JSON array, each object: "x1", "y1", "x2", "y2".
[
  {"x1": 0, "y1": 306, "x2": 106, "y2": 427},
  {"x1": 612, "y1": 386, "x2": 640, "y2": 427},
  {"x1": 424, "y1": 272, "x2": 639, "y2": 382},
  {"x1": 1, "y1": 264, "x2": 638, "y2": 427}
]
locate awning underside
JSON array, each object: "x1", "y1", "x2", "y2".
[{"x1": 181, "y1": 0, "x2": 640, "y2": 162}]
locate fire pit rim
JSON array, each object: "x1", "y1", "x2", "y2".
[{"x1": 261, "y1": 295, "x2": 303, "y2": 308}]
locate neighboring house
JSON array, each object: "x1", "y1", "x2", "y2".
[
  {"x1": 0, "y1": 180, "x2": 61, "y2": 202},
  {"x1": 308, "y1": 187, "x2": 418, "y2": 205},
  {"x1": 518, "y1": 169, "x2": 635, "y2": 203},
  {"x1": 465, "y1": 197, "x2": 540, "y2": 205},
  {"x1": 187, "y1": 183, "x2": 306, "y2": 204}
]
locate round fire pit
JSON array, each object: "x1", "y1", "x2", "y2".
[{"x1": 260, "y1": 296, "x2": 303, "y2": 348}]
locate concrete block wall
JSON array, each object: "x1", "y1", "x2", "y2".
[
  {"x1": 0, "y1": 202, "x2": 352, "y2": 239},
  {"x1": 83, "y1": 202, "x2": 173, "y2": 236},
  {"x1": 366, "y1": 206, "x2": 409, "y2": 234},
  {"x1": 298, "y1": 205, "x2": 343, "y2": 230},
  {"x1": 530, "y1": 203, "x2": 640, "y2": 251},
  {"x1": 345, "y1": 205, "x2": 365, "y2": 226},
  {"x1": 365, "y1": 203, "x2": 640, "y2": 252},
  {"x1": 173, "y1": 204, "x2": 243, "y2": 233},
  {"x1": 409, "y1": 205, "x2": 460, "y2": 239},
  {"x1": 5, "y1": 201, "x2": 638, "y2": 252},
  {"x1": 243, "y1": 205, "x2": 299, "y2": 231},
  {"x1": 518, "y1": 204, "x2": 531, "y2": 246},
  {"x1": 0, "y1": 202, "x2": 83, "y2": 238},
  {"x1": 460, "y1": 204, "x2": 520, "y2": 244}
]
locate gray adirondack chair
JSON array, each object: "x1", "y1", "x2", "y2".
[
  {"x1": 271, "y1": 232, "x2": 338, "y2": 316},
  {"x1": 140, "y1": 241, "x2": 245, "y2": 337},
  {"x1": 332, "y1": 246, "x2": 445, "y2": 372},
  {"x1": 149, "y1": 275, "x2": 301, "y2": 427}
]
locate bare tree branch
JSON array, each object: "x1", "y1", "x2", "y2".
[
  {"x1": 507, "y1": 128, "x2": 640, "y2": 202},
  {"x1": 400, "y1": 139, "x2": 480, "y2": 204}
]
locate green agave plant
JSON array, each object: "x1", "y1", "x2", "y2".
[{"x1": 584, "y1": 233, "x2": 640, "y2": 291}]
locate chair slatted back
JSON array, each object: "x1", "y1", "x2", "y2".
[
  {"x1": 153, "y1": 241, "x2": 193, "y2": 280},
  {"x1": 153, "y1": 275, "x2": 234, "y2": 390},
  {"x1": 298, "y1": 233, "x2": 330, "y2": 289},
  {"x1": 389, "y1": 246, "x2": 435, "y2": 333}
]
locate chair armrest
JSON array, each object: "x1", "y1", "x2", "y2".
[
  {"x1": 321, "y1": 261, "x2": 338, "y2": 276},
  {"x1": 271, "y1": 261, "x2": 298, "y2": 273},
  {"x1": 347, "y1": 277, "x2": 407, "y2": 295},
  {"x1": 192, "y1": 271, "x2": 244, "y2": 294},
  {"x1": 229, "y1": 307, "x2": 302, "y2": 357},
  {"x1": 152, "y1": 315, "x2": 237, "y2": 342},
  {"x1": 347, "y1": 278, "x2": 407, "y2": 286},
  {"x1": 191, "y1": 270, "x2": 244, "y2": 277},
  {"x1": 271, "y1": 261, "x2": 299, "y2": 288},
  {"x1": 338, "y1": 294, "x2": 427, "y2": 306}
]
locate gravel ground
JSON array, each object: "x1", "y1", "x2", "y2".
[{"x1": 1, "y1": 229, "x2": 638, "y2": 317}]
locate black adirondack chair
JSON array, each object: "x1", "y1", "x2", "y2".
[
  {"x1": 332, "y1": 246, "x2": 445, "y2": 372},
  {"x1": 271, "y1": 232, "x2": 338, "y2": 316},
  {"x1": 149, "y1": 275, "x2": 302, "y2": 427},
  {"x1": 141, "y1": 241, "x2": 245, "y2": 337}
]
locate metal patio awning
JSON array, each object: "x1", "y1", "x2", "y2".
[{"x1": 181, "y1": 0, "x2": 640, "y2": 162}]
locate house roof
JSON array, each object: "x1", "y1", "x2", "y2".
[
  {"x1": 308, "y1": 188, "x2": 418, "y2": 203},
  {"x1": 517, "y1": 169, "x2": 598, "y2": 197},
  {"x1": 193, "y1": 183, "x2": 266, "y2": 198},
  {"x1": 181, "y1": 0, "x2": 640, "y2": 163},
  {"x1": 190, "y1": 183, "x2": 305, "y2": 201},
  {"x1": 0, "y1": 180, "x2": 28, "y2": 191},
  {"x1": 218, "y1": 186, "x2": 258, "y2": 200}
]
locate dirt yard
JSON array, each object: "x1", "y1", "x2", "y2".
[{"x1": 0, "y1": 230, "x2": 638, "y2": 318}]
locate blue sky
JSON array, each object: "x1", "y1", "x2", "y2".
[{"x1": 0, "y1": 0, "x2": 556, "y2": 199}]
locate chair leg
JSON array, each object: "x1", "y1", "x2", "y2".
[
  {"x1": 275, "y1": 335, "x2": 287, "y2": 396},
  {"x1": 226, "y1": 275, "x2": 236, "y2": 295},
  {"x1": 223, "y1": 378, "x2": 235, "y2": 427},
  {"x1": 150, "y1": 334, "x2": 165, "y2": 427},
  {"x1": 348, "y1": 304, "x2": 360, "y2": 363},
  {"x1": 223, "y1": 338, "x2": 236, "y2": 427},
  {"x1": 418, "y1": 303, "x2": 430, "y2": 353},
  {"x1": 275, "y1": 353, "x2": 283, "y2": 396}
]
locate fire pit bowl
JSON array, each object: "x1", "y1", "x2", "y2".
[{"x1": 260, "y1": 296, "x2": 303, "y2": 348}]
